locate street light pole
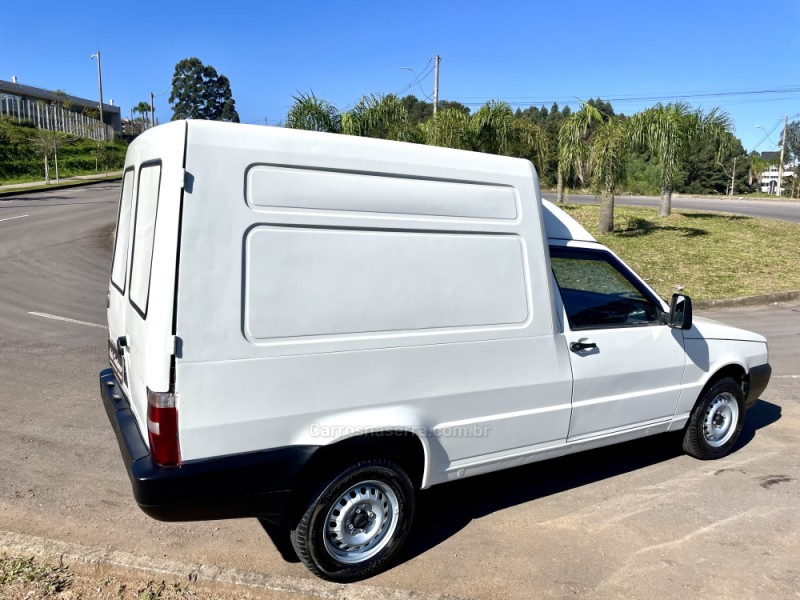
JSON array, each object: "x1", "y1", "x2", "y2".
[
  {"x1": 778, "y1": 115, "x2": 788, "y2": 197},
  {"x1": 90, "y1": 51, "x2": 105, "y2": 140},
  {"x1": 150, "y1": 77, "x2": 182, "y2": 129},
  {"x1": 433, "y1": 55, "x2": 440, "y2": 115}
]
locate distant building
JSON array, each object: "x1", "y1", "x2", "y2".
[
  {"x1": 0, "y1": 78, "x2": 121, "y2": 132},
  {"x1": 759, "y1": 151, "x2": 794, "y2": 195}
]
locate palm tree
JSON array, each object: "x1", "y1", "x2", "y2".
[
  {"x1": 422, "y1": 101, "x2": 547, "y2": 173},
  {"x1": 286, "y1": 92, "x2": 342, "y2": 133},
  {"x1": 286, "y1": 93, "x2": 416, "y2": 141},
  {"x1": 133, "y1": 101, "x2": 151, "y2": 132},
  {"x1": 421, "y1": 107, "x2": 473, "y2": 150},
  {"x1": 630, "y1": 102, "x2": 732, "y2": 216},
  {"x1": 560, "y1": 104, "x2": 628, "y2": 234},
  {"x1": 342, "y1": 94, "x2": 417, "y2": 141}
]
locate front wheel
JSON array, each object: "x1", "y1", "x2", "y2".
[
  {"x1": 290, "y1": 459, "x2": 415, "y2": 582},
  {"x1": 683, "y1": 376, "x2": 745, "y2": 460}
]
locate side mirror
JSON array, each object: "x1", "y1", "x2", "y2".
[{"x1": 668, "y1": 293, "x2": 692, "y2": 330}]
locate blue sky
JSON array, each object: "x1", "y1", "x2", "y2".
[{"x1": 2, "y1": 0, "x2": 798, "y2": 151}]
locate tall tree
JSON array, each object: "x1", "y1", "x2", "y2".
[
  {"x1": 169, "y1": 57, "x2": 239, "y2": 122},
  {"x1": 784, "y1": 120, "x2": 800, "y2": 164},
  {"x1": 560, "y1": 104, "x2": 628, "y2": 233},
  {"x1": 630, "y1": 102, "x2": 732, "y2": 216}
]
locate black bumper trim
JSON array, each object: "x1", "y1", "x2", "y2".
[
  {"x1": 99, "y1": 369, "x2": 319, "y2": 522},
  {"x1": 746, "y1": 363, "x2": 771, "y2": 408}
]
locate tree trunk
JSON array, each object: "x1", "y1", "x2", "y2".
[
  {"x1": 658, "y1": 182, "x2": 673, "y2": 217},
  {"x1": 44, "y1": 155, "x2": 50, "y2": 185},
  {"x1": 598, "y1": 187, "x2": 615, "y2": 234},
  {"x1": 54, "y1": 147, "x2": 60, "y2": 183},
  {"x1": 557, "y1": 169, "x2": 564, "y2": 203}
]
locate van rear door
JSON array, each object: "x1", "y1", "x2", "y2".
[{"x1": 107, "y1": 122, "x2": 186, "y2": 441}]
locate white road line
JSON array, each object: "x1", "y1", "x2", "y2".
[
  {"x1": 28, "y1": 311, "x2": 105, "y2": 329},
  {"x1": 775, "y1": 375, "x2": 800, "y2": 379},
  {"x1": 0, "y1": 214, "x2": 29, "y2": 223}
]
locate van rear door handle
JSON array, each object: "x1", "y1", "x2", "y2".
[{"x1": 570, "y1": 340, "x2": 597, "y2": 353}]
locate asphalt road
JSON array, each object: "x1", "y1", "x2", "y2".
[
  {"x1": 1, "y1": 184, "x2": 798, "y2": 599},
  {"x1": 542, "y1": 192, "x2": 800, "y2": 223}
]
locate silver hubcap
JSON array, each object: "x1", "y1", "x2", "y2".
[
  {"x1": 323, "y1": 479, "x2": 400, "y2": 564},
  {"x1": 703, "y1": 392, "x2": 739, "y2": 448}
]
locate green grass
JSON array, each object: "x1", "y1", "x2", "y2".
[
  {"x1": 0, "y1": 116, "x2": 127, "y2": 184},
  {"x1": 562, "y1": 204, "x2": 800, "y2": 301}
]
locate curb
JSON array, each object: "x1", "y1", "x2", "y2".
[
  {"x1": 0, "y1": 530, "x2": 460, "y2": 600},
  {"x1": 0, "y1": 176, "x2": 122, "y2": 198},
  {"x1": 695, "y1": 290, "x2": 800, "y2": 309}
]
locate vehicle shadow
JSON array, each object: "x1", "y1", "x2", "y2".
[
  {"x1": 258, "y1": 400, "x2": 780, "y2": 567},
  {"x1": 396, "y1": 398, "x2": 780, "y2": 566}
]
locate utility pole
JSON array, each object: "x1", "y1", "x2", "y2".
[
  {"x1": 433, "y1": 54, "x2": 440, "y2": 115},
  {"x1": 91, "y1": 51, "x2": 105, "y2": 140},
  {"x1": 730, "y1": 156, "x2": 737, "y2": 196},
  {"x1": 777, "y1": 114, "x2": 788, "y2": 197},
  {"x1": 150, "y1": 92, "x2": 155, "y2": 128}
]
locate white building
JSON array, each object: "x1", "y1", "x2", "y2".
[{"x1": 760, "y1": 165, "x2": 795, "y2": 194}]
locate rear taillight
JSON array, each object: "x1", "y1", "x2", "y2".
[{"x1": 147, "y1": 388, "x2": 180, "y2": 466}]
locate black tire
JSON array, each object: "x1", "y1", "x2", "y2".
[
  {"x1": 290, "y1": 459, "x2": 415, "y2": 582},
  {"x1": 683, "y1": 376, "x2": 745, "y2": 460}
]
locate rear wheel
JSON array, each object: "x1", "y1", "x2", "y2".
[
  {"x1": 683, "y1": 376, "x2": 745, "y2": 460},
  {"x1": 290, "y1": 459, "x2": 415, "y2": 582}
]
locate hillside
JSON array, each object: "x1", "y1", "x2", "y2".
[{"x1": 0, "y1": 116, "x2": 127, "y2": 184}]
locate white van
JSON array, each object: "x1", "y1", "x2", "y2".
[{"x1": 101, "y1": 121, "x2": 771, "y2": 582}]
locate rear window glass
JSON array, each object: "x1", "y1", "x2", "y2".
[
  {"x1": 110, "y1": 169, "x2": 135, "y2": 291},
  {"x1": 129, "y1": 163, "x2": 162, "y2": 317}
]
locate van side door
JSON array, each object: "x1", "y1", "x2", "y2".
[{"x1": 550, "y1": 245, "x2": 686, "y2": 440}]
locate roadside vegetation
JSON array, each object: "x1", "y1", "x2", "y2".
[
  {"x1": 563, "y1": 204, "x2": 800, "y2": 300},
  {"x1": 284, "y1": 91, "x2": 799, "y2": 233},
  {"x1": 0, "y1": 553, "x2": 272, "y2": 599},
  {"x1": 0, "y1": 117, "x2": 126, "y2": 185}
]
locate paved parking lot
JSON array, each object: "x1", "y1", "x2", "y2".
[{"x1": 0, "y1": 184, "x2": 798, "y2": 599}]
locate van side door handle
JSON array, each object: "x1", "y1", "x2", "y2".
[{"x1": 570, "y1": 340, "x2": 597, "y2": 353}]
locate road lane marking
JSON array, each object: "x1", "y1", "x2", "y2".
[
  {"x1": 775, "y1": 375, "x2": 800, "y2": 378},
  {"x1": 28, "y1": 311, "x2": 105, "y2": 329},
  {"x1": 0, "y1": 214, "x2": 29, "y2": 223}
]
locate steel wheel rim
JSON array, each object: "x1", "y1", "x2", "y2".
[
  {"x1": 323, "y1": 479, "x2": 400, "y2": 564},
  {"x1": 703, "y1": 392, "x2": 739, "y2": 448}
]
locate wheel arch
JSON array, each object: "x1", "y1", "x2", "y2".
[{"x1": 285, "y1": 430, "x2": 428, "y2": 527}]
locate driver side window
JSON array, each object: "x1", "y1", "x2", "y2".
[{"x1": 550, "y1": 247, "x2": 661, "y2": 330}]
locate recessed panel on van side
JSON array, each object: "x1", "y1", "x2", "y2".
[{"x1": 244, "y1": 227, "x2": 529, "y2": 341}]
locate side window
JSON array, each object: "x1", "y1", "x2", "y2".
[
  {"x1": 129, "y1": 163, "x2": 162, "y2": 318},
  {"x1": 550, "y1": 247, "x2": 661, "y2": 330},
  {"x1": 110, "y1": 169, "x2": 135, "y2": 292}
]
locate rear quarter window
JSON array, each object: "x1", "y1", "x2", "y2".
[
  {"x1": 129, "y1": 163, "x2": 162, "y2": 318},
  {"x1": 110, "y1": 169, "x2": 135, "y2": 292}
]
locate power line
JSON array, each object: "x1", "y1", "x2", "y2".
[{"x1": 448, "y1": 85, "x2": 800, "y2": 107}]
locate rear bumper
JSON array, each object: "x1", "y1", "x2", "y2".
[
  {"x1": 746, "y1": 363, "x2": 771, "y2": 408},
  {"x1": 99, "y1": 369, "x2": 318, "y2": 523}
]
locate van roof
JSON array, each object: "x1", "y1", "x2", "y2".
[
  {"x1": 136, "y1": 121, "x2": 595, "y2": 244},
  {"x1": 542, "y1": 200, "x2": 596, "y2": 242}
]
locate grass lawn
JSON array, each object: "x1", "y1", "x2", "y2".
[{"x1": 561, "y1": 204, "x2": 800, "y2": 301}]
